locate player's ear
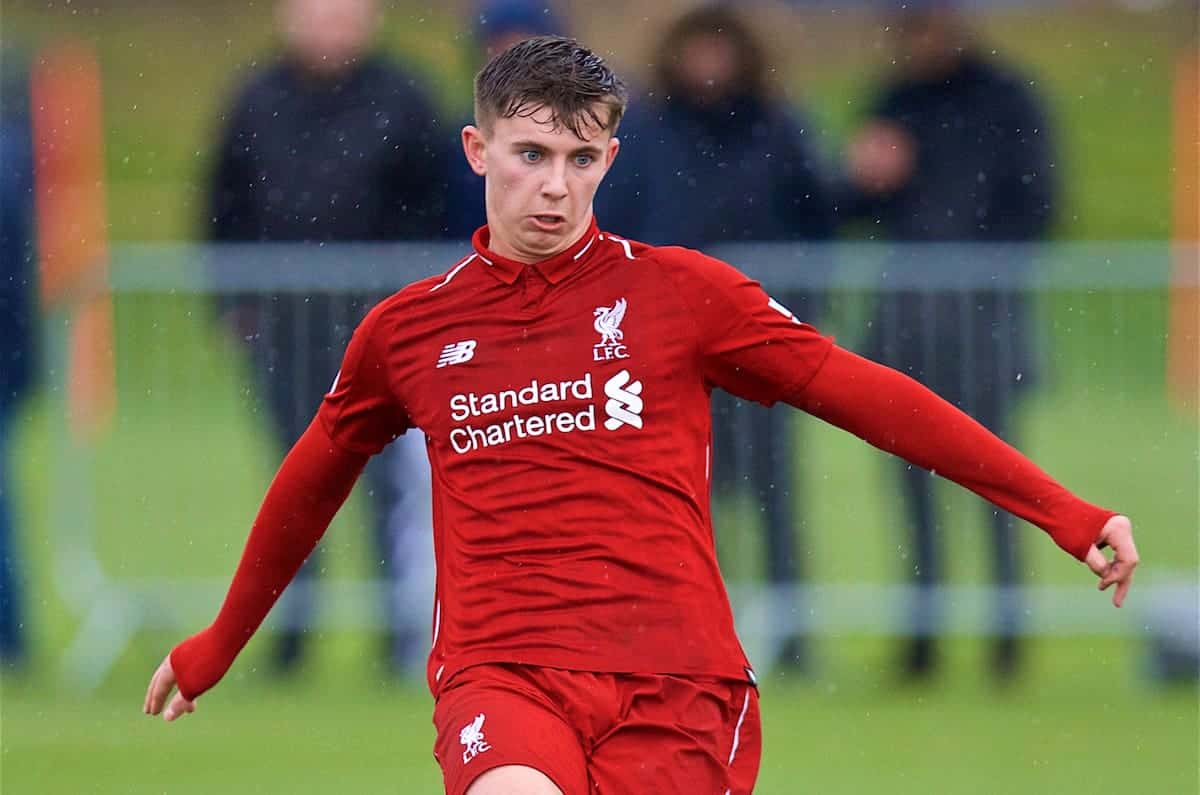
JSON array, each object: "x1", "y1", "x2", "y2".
[
  {"x1": 462, "y1": 125, "x2": 488, "y2": 177},
  {"x1": 602, "y1": 135, "x2": 620, "y2": 174}
]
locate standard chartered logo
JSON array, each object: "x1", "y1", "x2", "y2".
[
  {"x1": 447, "y1": 369, "x2": 645, "y2": 454},
  {"x1": 603, "y1": 369, "x2": 643, "y2": 430}
]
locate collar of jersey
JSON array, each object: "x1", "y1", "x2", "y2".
[{"x1": 470, "y1": 217, "x2": 601, "y2": 285}]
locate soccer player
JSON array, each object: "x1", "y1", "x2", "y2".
[{"x1": 144, "y1": 36, "x2": 1138, "y2": 795}]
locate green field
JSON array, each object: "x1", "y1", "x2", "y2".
[
  {"x1": 1, "y1": 1, "x2": 1198, "y2": 793},
  {"x1": 1, "y1": 636, "x2": 1196, "y2": 794}
]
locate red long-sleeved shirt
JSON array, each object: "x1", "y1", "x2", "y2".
[{"x1": 171, "y1": 221, "x2": 1113, "y2": 701}]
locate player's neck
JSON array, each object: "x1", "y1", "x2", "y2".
[{"x1": 485, "y1": 217, "x2": 594, "y2": 265}]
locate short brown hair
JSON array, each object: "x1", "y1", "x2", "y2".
[{"x1": 474, "y1": 35, "x2": 628, "y2": 139}]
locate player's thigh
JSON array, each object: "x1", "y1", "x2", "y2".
[
  {"x1": 433, "y1": 666, "x2": 589, "y2": 795},
  {"x1": 466, "y1": 765, "x2": 563, "y2": 795},
  {"x1": 589, "y1": 679, "x2": 761, "y2": 795}
]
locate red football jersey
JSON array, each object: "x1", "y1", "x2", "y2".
[{"x1": 318, "y1": 218, "x2": 833, "y2": 693}]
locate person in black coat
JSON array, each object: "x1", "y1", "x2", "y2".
[
  {"x1": 207, "y1": 0, "x2": 450, "y2": 674},
  {"x1": 842, "y1": 3, "x2": 1057, "y2": 680},
  {"x1": 596, "y1": 4, "x2": 836, "y2": 671}
]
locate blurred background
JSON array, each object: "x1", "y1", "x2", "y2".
[{"x1": 0, "y1": 0, "x2": 1197, "y2": 792}]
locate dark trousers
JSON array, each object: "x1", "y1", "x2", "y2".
[
  {"x1": 0, "y1": 408, "x2": 25, "y2": 663},
  {"x1": 711, "y1": 392, "x2": 810, "y2": 668},
  {"x1": 900, "y1": 453, "x2": 1021, "y2": 641},
  {"x1": 712, "y1": 395, "x2": 802, "y2": 587},
  {"x1": 869, "y1": 290, "x2": 1028, "y2": 643},
  {"x1": 710, "y1": 290, "x2": 822, "y2": 658}
]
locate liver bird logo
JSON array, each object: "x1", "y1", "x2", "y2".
[
  {"x1": 594, "y1": 298, "x2": 627, "y2": 346},
  {"x1": 459, "y1": 713, "x2": 491, "y2": 764}
]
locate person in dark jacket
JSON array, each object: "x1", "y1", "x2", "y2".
[
  {"x1": 207, "y1": 0, "x2": 449, "y2": 674},
  {"x1": 596, "y1": 4, "x2": 836, "y2": 670},
  {"x1": 843, "y1": 3, "x2": 1057, "y2": 680},
  {"x1": 0, "y1": 50, "x2": 36, "y2": 667}
]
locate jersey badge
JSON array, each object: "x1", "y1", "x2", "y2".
[
  {"x1": 459, "y1": 713, "x2": 492, "y2": 764},
  {"x1": 593, "y1": 298, "x2": 630, "y2": 361}
]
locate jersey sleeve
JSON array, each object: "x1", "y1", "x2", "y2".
[
  {"x1": 658, "y1": 248, "x2": 834, "y2": 405},
  {"x1": 317, "y1": 303, "x2": 410, "y2": 454},
  {"x1": 796, "y1": 346, "x2": 1114, "y2": 560},
  {"x1": 170, "y1": 417, "x2": 368, "y2": 701}
]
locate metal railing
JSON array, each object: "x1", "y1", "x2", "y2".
[{"x1": 46, "y1": 240, "x2": 1199, "y2": 687}]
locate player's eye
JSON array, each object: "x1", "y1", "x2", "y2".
[
  {"x1": 574, "y1": 154, "x2": 595, "y2": 167},
  {"x1": 521, "y1": 150, "x2": 542, "y2": 163}
]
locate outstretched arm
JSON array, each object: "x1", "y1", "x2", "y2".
[
  {"x1": 144, "y1": 418, "x2": 368, "y2": 721},
  {"x1": 795, "y1": 346, "x2": 1138, "y2": 604},
  {"x1": 651, "y1": 251, "x2": 1137, "y2": 604}
]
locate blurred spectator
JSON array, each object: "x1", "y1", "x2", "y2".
[
  {"x1": 842, "y1": 2, "x2": 1056, "y2": 681},
  {"x1": 0, "y1": 47, "x2": 37, "y2": 668},
  {"x1": 206, "y1": 0, "x2": 448, "y2": 675},
  {"x1": 444, "y1": 0, "x2": 567, "y2": 238},
  {"x1": 596, "y1": 4, "x2": 836, "y2": 670}
]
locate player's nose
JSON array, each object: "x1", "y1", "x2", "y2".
[{"x1": 541, "y1": 162, "x2": 568, "y2": 199}]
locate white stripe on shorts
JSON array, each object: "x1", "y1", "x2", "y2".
[{"x1": 728, "y1": 687, "x2": 751, "y2": 766}]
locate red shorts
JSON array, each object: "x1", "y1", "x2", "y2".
[{"x1": 432, "y1": 663, "x2": 761, "y2": 795}]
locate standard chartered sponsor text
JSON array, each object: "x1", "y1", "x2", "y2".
[{"x1": 449, "y1": 374, "x2": 597, "y2": 454}]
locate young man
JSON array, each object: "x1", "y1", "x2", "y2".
[{"x1": 145, "y1": 37, "x2": 1138, "y2": 795}]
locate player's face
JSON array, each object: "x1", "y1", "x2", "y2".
[{"x1": 462, "y1": 104, "x2": 620, "y2": 264}]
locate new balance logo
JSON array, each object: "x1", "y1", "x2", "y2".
[
  {"x1": 603, "y1": 369, "x2": 643, "y2": 430},
  {"x1": 437, "y1": 340, "x2": 477, "y2": 368},
  {"x1": 459, "y1": 713, "x2": 492, "y2": 765}
]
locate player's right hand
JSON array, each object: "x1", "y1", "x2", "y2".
[
  {"x1": 143, "y1": 653, "x2": 196, "y2": 722},
  {"x1": 1084, "y1": 514, "x2": 1138, "y2": 608}
]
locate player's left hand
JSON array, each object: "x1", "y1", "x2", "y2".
[
  {"x1": 1084, "y1": 514, "x2": 1138, "y2": 608},
  {"x1": 143, "y1": 654, "x2": 196, "y2": 722}
]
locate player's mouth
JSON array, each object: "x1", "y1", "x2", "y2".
[{"x1": 530, "y1": 214, "x2": 567, "y2": 232}]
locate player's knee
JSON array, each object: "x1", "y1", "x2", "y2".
[{"x1": 465, "y1": 765, "x2": 564, "y2": 795}]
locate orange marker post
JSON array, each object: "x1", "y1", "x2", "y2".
[
  {"x1": 30, "y1": 41, "x2": 116, "y2": 441},
  {"x1": 1167, "y1": 48, "x2": 1199, "y2": 415}
]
